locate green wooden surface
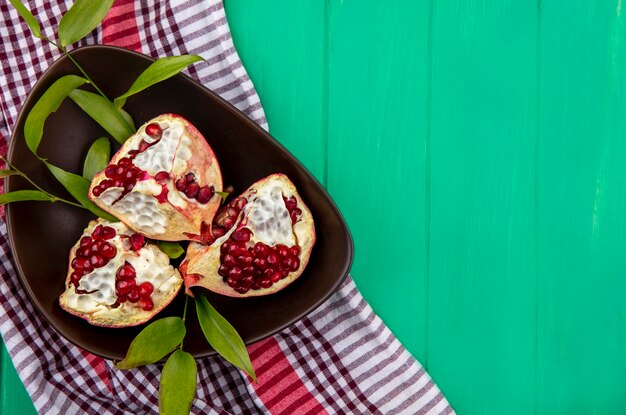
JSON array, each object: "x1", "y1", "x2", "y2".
[{"x1": 4, "y1": 1, "x2": 626, "y2": 413}]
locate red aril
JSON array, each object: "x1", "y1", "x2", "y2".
[
  {"x1": 89, "y1": 114, "x2": 223, "y2": 241},
  {"x1": 181, "y1": 174, "x2": 315, "y2": 297}
]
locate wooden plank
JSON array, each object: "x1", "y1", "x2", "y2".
[
  {"x1": 427, "y1": 1, "x2": 538, "y2": 412},
  {"x1": 538, "y1": 1, "x2": 626, "y2": 412},
  {"x1": 224, "y1": 0, "x2": 326, "y2": 181},
  {"x1": 326, "y1": 0, "x2": 429, "y2": 358},
  {"x1": 1, "y1": 344, "x2": 37, "y2": 414}
]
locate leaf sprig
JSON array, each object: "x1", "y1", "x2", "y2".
[{"x1": 6, "y1": 1, "x2": 256, "y2": 414}]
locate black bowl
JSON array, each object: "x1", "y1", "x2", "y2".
[{"x1": 6, "y1": 45, "x2": 353, "y2": 360}]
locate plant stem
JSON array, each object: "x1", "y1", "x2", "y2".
[
  {"x1": 180, "y1": 296, "x2": 190, "y2": 350},
  {"x1": 182, "y1": 296, "x2": 189, "y2": 323},
  {"x1": 42, "y1": 36, "x2": 109, "y2": 100},
  {"x1": 0, "y1": 156, "x2": 85, "y2": 209}
]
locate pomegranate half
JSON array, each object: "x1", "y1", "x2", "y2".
[
  {"x1": 59, "y1": 219, "x2": 182, "y2": 327},
  {"x1": 89, "y1": 114, "x2": 222, "y2": 241},
  {"x1": 182, "y1": 174, "x2": 315, "y2": 297}
]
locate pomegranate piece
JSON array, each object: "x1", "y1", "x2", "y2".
[
  {"x1": 59, "y1": 219, "x2": 183, "y2": 328},
  {"x1": 181, "y1": 174, "x2": 316, "y2": 298},
  {"x1": 88, "y1": 114, "x2": 223, "y2": 241}
]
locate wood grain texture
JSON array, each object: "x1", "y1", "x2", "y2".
[
  {"x1": 325, "y1": 0, "x2": 430, "y2": 359},
  {"x1": 427, "y1": 1, "x2": 538, "y2": 413},
  {"x1": 538, "y1": 1, "x2": 626, "y2": 413},
  {"x1": 224, "y1": 0, "x2": 326, "y2": 183}
]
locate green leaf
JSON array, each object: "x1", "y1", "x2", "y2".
[
  {"x1": 58, "y1": 0, "x2": 114, "y2": 47},
  {"x1": 157, "y1": 241, "x2": 185, "y2": 259},
  {"x1": 69, "y1": 89, "x2": 135, "y2": 144},
  {"x1": 216, "y1": 191, "x2": 229, "y2": 203},
  {"x1": 24, "y1": 75, "x2": 87, "y2": 155},
  {"x1": 119, "y1": 108, "x2": 136, "y2": 131},
  {"x1": 195, "y1": 294, "x2": 256, "y2": 380},
  {"x1": 159, "y1": 350, "x2": 197, "y2": 415},
  {"x1": 82, "y1": 137, "x2": 110, "y2": 180},
  {"x1": 8, "y1": 0, "x2": 42, "y2": 38},
  {"x1": 45, "y1": 162, "x2": 117, "y2": 221},
  {"x1": 114, "y1": 55, "x2": 203, "y2": 108},
  {"x1": 0, "y1": 170, "x2": 19, "y2": 178},
  {"x1": 116, "y1": 317, "x2": 186, "y2": 369},
  {"x1": 0, "y1": 190, "x2": 55, "y2": 205}
]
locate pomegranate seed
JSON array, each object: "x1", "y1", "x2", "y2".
[
  {"x1": 124, "y1": 183, "x2": 135, "y2": 193},
  {"x1": 243, "y1": 266, "x2": 255, "y2": 275},
  {"x1": 235, "y1": 286, "x2": 249, "y2": 294},
  {"x1": 291, "y1": 257, "x2": 301, "y2": 271},
  {"x1": 241, "y1": 276, "x2": 254, "y2": 287},
  {"x1": 267, "y1": 254, "x2": 278, "y2": 265},
  {"x1": 138, "y1": 282, "x2": 154, "y2": 297},
  {"x1": 77, "y1": 246, "x2": 90, "y2": 258},
  {"x1": 116, "y1": 279, "x2": 136, "y2": 294},
  {"x1": 292, "y1": 208, "x2": 302, "y2": 217},
  {"x1": 104, "y1": 165, "x2": 117, "y2": 178},
  {"x1": 226, "y1": 207, "x2": 239, "y2": 218},
  {"x1": 239, "y1": 255, "x2": 253, "y2": 267},
  {"x1": 284, "y1": 257, "x2": 294, "y2": 270},
  {"x1": 113, "y1": 180, "x2": 123, "y2": 188},
  {"x1": 130, "y1": 234, "x2": 145, "y2": 251},
  {"x1": 233, "y1": 228, "x2": 252, "y2": 242},
  {"x1": 223, "y1": 254, "x2": 236, "y2": 267},
  {"x1": 290, "y1": 246, "x2": 301, "y2": 256},
  {"x1": 92, "y1": 225, "x2": 104, "y2": 240},
  {"x1": 92, "y1": 186, "x2": 103, "y2": 197},
  {"x1": 218, "y1": 264, "x2": 229, "y2": 277},
  {"x1": 196, "y1": 186, "x2": 214, "y2": 203},
  {"x1": 223, "y1": 217, "x2": 236, "y2": 230},
  {"x1": 175, "y1": 178, "x2": 187, "y2": 191},
  {"x1": 185, "y1": 173, "x2": 195, "y2": 183},
  {"x1": 118, "y1": 157, "x2": 132, "y2": 167},
  {"x1": 277, "y1": 244, "x2": 289, "y2": 257},
  {"x1": 184, "y1": 182, "x2": 200, "y2": 199},
  {"x1": 253, "y1": 242, "x2": 270, "y2": 257},
  {"x1": 145, "y1": 123, "x2": 162, "y2": 139},
  {"x1": 253, "y1": 257, "x2": 267, "y2": 270},
  {"x1": 260, "y1": 278, "x2": 272, "y2": 288},
  {"x1": 227, "y1": 278, "x2": 238, "y2": 288},
  {"x1": 281, "y1": 269, "x2": 289, "y2": 278},
  {"x1": 264, "y1": 268, "x2": 275, "y2": 278},
  {"x1": 90, "y1": 255, "x2": 104, "y2": 268},
  {"x1": 221, "y1": 240, "x2": 232, "y2": 254},
  {"x1": 251, "y1": 282, "x2": 261, "y2": 290},
  {"x1": 72, "y1": 257, "x2": 87, "y2": 269},
  {"x1": 271, "y1": 272, "x2": 282, "y2": 283},
  {"x1": 117, "y1": 263, "x2": 136, "y2": 280},
  {"x1": 155, "y1": 171, "x2": 169, "y2": 182},
  {"x1": 212, "y1": 227, "x2": 226, "y2": 238},
  {"x1": 229, "y1": 267, "x2": 242, "y2": 280},
  {"x1": 101, "y1": 243, "x2": 116, "y2": 259},
  {"x1": 234, "y1": 197, "x2": 247, "y2": 210},
  {"x1": 101, "y1": 226, "x2": 116, "y2": 240},
  {"x1": 139, "y1": 298, "x2": 154, "y2": 311},
  {"x1": 70, "y1": 272, "x2": 81, "y2": 285},
  {"x1": 124, "y1": 170, "x2": 135, "y2": 181},
  {"x1": 128, "y1": 289, "x2": 140, "y2": 303}
]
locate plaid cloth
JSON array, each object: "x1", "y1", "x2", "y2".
[{"x1": 0, "y1": 1, "x2": 454, "y2": 414}]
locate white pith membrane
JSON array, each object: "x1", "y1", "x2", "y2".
[
  {"x1": 183, "y1": 174, "x2": 315, "y2": 297},
  {"x1": 59, "y1": 219, "x2": 182, "y2": 327},
  {"x1": 89, "y1": 114, "x2": 222, "y2": 241}
]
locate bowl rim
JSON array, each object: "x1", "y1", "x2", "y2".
[{"x1": 5, "y1": 44, "x2": 354, "y2": 359}]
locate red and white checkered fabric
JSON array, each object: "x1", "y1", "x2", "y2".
[{"x1": 0, "y1": 1, "x2": 453, "y2": 414}]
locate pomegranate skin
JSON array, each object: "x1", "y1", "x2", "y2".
[
  {"x1": 89, "y1": 114, "x2": 223, "y2": 241},
  {"x1": 59, "y1": 219, "x2": 183, "y2": 328},
  {"x1": 181, "y1": 174, "x2": 316, "y2": 298}
]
